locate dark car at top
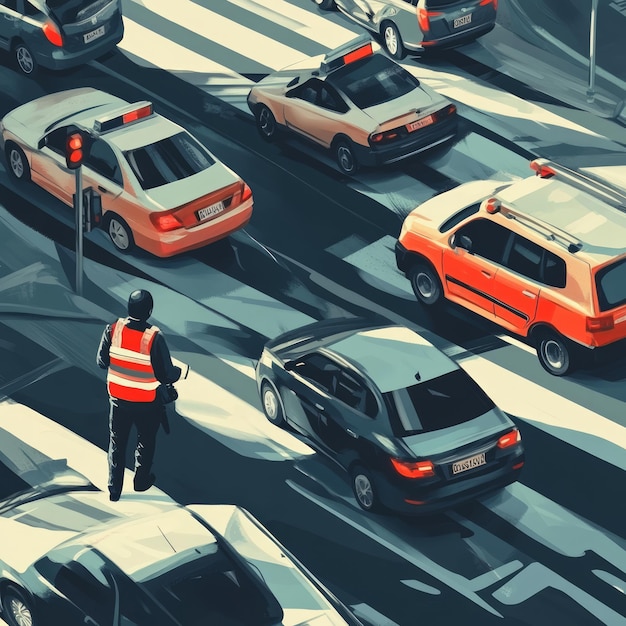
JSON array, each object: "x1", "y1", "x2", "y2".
[
  {"x1": 0, "y1": 0, "x2": 124, "y2": 76},
  {"x1": 256, "y1": 317, "x2": 524, "y2": 515},
  {"x1": 312, "y1": 0, "x2": 497, "y2": 60}
]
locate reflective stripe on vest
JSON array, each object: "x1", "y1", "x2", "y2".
[{"x1": 106, "y1": 318, "x2": 161, "y2": 401}]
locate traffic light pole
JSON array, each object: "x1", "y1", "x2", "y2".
[{"x1": 74, "y1": 166, "x2": 84, "y2": 296}]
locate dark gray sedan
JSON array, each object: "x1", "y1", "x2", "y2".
[
  {"x1": 312, "y1": 0, "x2": 497, "y2": 60},
  {"x1": 0, "y1": 0, "x2": 123, "y2": 76},
  {"x1": 256, "y1": 318, "x2": 524, "y2": 515}
]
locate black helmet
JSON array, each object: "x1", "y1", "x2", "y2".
[{"x1": 127, "y1": 289, "x2": 153, "y2": 321}]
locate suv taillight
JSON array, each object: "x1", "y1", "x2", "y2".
[
  {"x1": 391, "y1": 458, "x2": 435, "y2": 479},
  {"x1": 42, "y1": 20, "x2": 63, "y2": 47},
  {"x1": 480, "y1": 0, "x2": 498, "y2": 9},
  {"x1": 586, "y1": 315, "x2": 614, "y2": 332},
  {"x1": 417, "y1": 7, "x2": 442, "y2": 32}
]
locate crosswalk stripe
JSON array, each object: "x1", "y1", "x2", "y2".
[
  {"x1": 126, "y1": 0, "x2": 308, "y2": 71},
  {"x1": 118, "y1": 17, "x2": 250, "y2": 84},
  {"x1": 225, "y1": 0, "x2": 359, "y2": 48}
]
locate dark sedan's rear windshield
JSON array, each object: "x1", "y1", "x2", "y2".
[
  {"x1": 328, "y1": 54, "x2": 419, "y2": 109},
  {"x1": 46, "y1": 0, "x2": 106, "y2": 23},
  {"x1": 384, "y1": 370, "x2": 495, "y2": 436},
  {"x1": 595, "y1": 258, "x2": 626, "y2": 311},
  {"x1": 124, "y1": 131, "x2": 215, "y2": 190}
]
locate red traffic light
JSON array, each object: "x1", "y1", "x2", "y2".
[{"x1": 65, "y1": 131, "x2": 85, "y2": 169}]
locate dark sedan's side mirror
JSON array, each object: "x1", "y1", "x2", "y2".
[{"x1": 284, "y1": 360, "x2": 300, "y2": 372}]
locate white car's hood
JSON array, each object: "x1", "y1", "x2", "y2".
[
  {"x1": 402, "y1": 408, "x2": 513, "y2": 457},
  {"x1": 145, "y1": 161, "x2": 241, "y2": 210}
]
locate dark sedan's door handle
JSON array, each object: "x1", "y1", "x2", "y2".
[
  {"x1": 314, "y1": 403, "x2": 324, "y2": 411},
  {"x1": 98, "y1": 185, "x2": 109, "y2": 193},
  {"x1": 346, "y1": 428, "x2": 357, "y2": 438}
]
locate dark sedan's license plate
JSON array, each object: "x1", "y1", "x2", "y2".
[
  {"x1": 454, "y1": 14, "x2": 472, "y2": 28},
  {"x1": 452, "y1": 452, "x2": 485, "y2": 474}
]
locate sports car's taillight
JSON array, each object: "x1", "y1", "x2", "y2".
[
  {"x1": 434, "y1": 104, "x2": 457, "y2": 121},
  {"x1": 370, "y1": 129, "x2": 401, "y2": 144},
  {"x1": 150, "y1": 211, "x2": 183, "y2": 232},
  {"x1": 42, "y1": 20, "x2": 63, "y2": 47},
  {"x1": 391, "y1": 458, "x2": 435, "y2": 479}
]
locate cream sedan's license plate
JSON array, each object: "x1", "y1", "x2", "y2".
[
  {"x1": 84, "y1": 25, "x2": 105, "y2": 43},
  {"x1": 197, "y1": 201, "x2": 225, "y2": 221},
  {"x1": 452, "y1": 452, "x2": 486, "y2": 474},
  {"x1": 406, "y1": 115, "x2": 434, "y2": 132},
  {"x1": 454, "y1": 14, "x2": 472, "y2": 28}
]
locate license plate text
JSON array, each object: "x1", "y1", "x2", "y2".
[
  {"x1": 454, "y1": 14, "x2": 472, "y2": 28},
  {"x1": 452, "y1": 452, "x2": 486, "y2": 474},
  {"x1": 84, "y1": 25, "x2": 105, "y2": 43},
  {"x1": 197, "y1": 201, "x2": 225, "y2": 221},
  {"x1": 407, "y1": 115, "x2": 434, "y2": 132}
]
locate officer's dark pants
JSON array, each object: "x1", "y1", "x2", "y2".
[{"x1": 107, "y1": 397, "x2": 164, "y2": 497}]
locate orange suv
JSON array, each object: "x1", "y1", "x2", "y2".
[{"x1": 395, "y1": 158, "x2": 626, "y2": 375}]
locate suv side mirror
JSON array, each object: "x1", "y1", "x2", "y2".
[{"x1": 457, "y1": 235, "x2": 473, "y2": 253}]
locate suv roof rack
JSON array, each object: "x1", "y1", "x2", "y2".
[
  {"x1": 484, "y1": 197, "x2": 583, "y2": 253},
  {"x1": 530, "y1": 158, "x2": 626, "y2": 213}
]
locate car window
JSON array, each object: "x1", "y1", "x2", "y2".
[
  {"x1": 123, "y1": 131, "x2": 215, "y2": 191},
  {"x1": 427, "y1": 0, "x2": 464, "y2": 7},
  {"x1": 455, "y1": 218, "x2": 510, "y2": 263},
  {"x1": 289, "y1": 353, "x2": 339, "y2": 392},
  {"x1": 45, "y1": 0, "x2": 107, "y2": 24},
  {"x1": 503, "y1": 234, "x2": 566, "y2": 287},
  {"x1": 1, "y1": 0, "x2": 18, "y2": 11},
  {"x1": 328, "y1": 54, "x2": 419, "y2": 109},
  {"x1": 85, "y1": 138, "x2": 123, "y2": 186},
  {"x1": 44, "y1": 126, "x2": 69, "y2": 156},
  {"x1": 439, "y1": 202, "x2": 481, "y2": 233},
  {"x1": 318, "y1": 85, "x2": 348, "y2": 113},
  {"x1": 24, "y1": 0, "x2": 44, "y2": 16},
  {"x1": 287, "y1": 78, "x2": 321, "y2": 104},
  {"x1": 332, "y1": 371, "x2": 377, "y2": 417},
  {"x1": 383, "y1": 369, "x2": 495, "y2": 436},
  {"x1": 595, "y1": 257, "x2": 626, "y2": 312}
]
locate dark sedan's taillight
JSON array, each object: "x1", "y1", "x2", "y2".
[
  {"x1": 480, "y1": 0, "x2": 498, "y2": 10},
  {"x1": 42, "y1": 19, "x2": 63, "y2": 47},
  {"x1": 417, "y1": 7, "x2": 443, "y2": 32},
  {"x1": 497, "y1": 428, "x2": 521, "y2": 449},
  {"x1": 391, "y1": 457, "x2": 435, "y2": 479}
]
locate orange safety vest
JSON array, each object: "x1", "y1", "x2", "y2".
[{"x1": 106, "y1": 318, "x2": 161, "y2": 402}]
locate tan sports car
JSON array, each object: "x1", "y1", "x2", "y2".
[{"x1": 247, "y1": 35, "x2": 457, "y2": 175}]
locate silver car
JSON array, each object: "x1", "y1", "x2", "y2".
[
  {"x1": 0, "y1": 0, "x2": 123, "y2": 76},
  {"x1": 312, "y1": 0, "x2": 497, "y2": 59}
]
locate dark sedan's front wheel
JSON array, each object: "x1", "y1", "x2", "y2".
[
  {"x1": 261, "y1": 380, "x2": 285, "y2": 427},
  {"x1": 2, "y1": 585, "x2": 36, "y2": 626},
  {"x1": 14, "y1": 41, "x2": 37, "y2": 76},
  {"x1": 351, "y1": 465, "x2": 381, "y2": 513}
]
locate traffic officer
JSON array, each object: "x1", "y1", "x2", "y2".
[{"x1": 97, "y1": 289, "x2": 188, "y2": 501}]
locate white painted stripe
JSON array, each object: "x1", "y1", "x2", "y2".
[
  {"x1": 226, "y1": 0, "x2": 358, "y2": 48},
  {"x1": 496, "y1": 334, "x2": 536, "y2": 355},
  {"x1": 118, "y1": 17, "x2": 250, "y2": 83},
  {"x1": 128, "y1": 0, "x2": 308, "y2": 71},
  {"x1": 457, "y1": 354, "x2": 626, "y2": 470},
  {"x1": 593, "y1": 570, "x2": 626, "y2": 595},
  {"x1": 349, "y1": 604, "x2": 401, "y2": 626},
  {"x1": 109, "y1": 346, "x2": 152, "y2": 362},
  {"x1": 428, "y1": 132, "x2": 529, "y2": 181},
  {"x1": 400, "y1": 579, "x2": 441, "y2": 595},
  {"x1": 287, "y1": 479, "x2": 503, "y2": 617}
]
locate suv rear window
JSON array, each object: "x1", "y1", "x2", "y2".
[
  {"x1": 384, "y1": 370, "x2": 494, "y2": 436},
  {"x1": 427, "y1": 0, "x2": 468, "y2": 7},
  {"x1": 595, "y1": 258, "x2": 626, "y2": 311},
  {"x1": 46, "y1": 0, "x2": 109, "y2": 23},
  {"x1": 124, "y1": 131, "x2": 215, "y2": 191},
  {"x1": 328, "y1": 54, "x2": 419, "y2": 109}
]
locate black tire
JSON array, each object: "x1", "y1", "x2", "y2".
[
  {"x1": 14, "y1": 41, "x2": 37, "y2": 76},
  {"x1": 261, "y1": 380, "x2": 285, "y2": 427},
  {"x1": 381, "y1": 21, "x2": 406, "y2": 60},
  {"x1": 351, "y1": 465, "x2": 381, "y2": 512},
  {"x1": 104, "y1": 213, "x2": 135, "y2": 253},
  {"x1": 5, "y1": 142, "x2": 31, "y2": 183},
  {"x1": 334, "y1": 138, "x2": 359, "y2": 176},
  {"x1": 2, "y1": 585, "x2": 36, "y2": 626},
  {"x1": 255, "y1": 104, "x2": 277, "y2": 141},
  {"x1": 313, "y1": 0, "x2": 336, "y2": 9},
  {"x1": 409, "y1": 262, "x2": 443, "y2": 306},
  {"x1": 535, "y1": 329, "x2": 576, "y2": 376}
]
